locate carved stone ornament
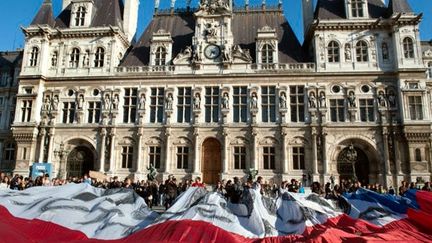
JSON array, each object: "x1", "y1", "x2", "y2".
[
  {"x1": 424, "y1": 49, "x2": 432, "y2": 58},
  {"x1": 173, "y1": 46, "x2": 193, "y2": 65},
  {"x1": 198, "y1": 0, "x2": 230, "y2": 15},
  {"x1": 232, "y1": 45, "x2": 252, "y2": 63}
]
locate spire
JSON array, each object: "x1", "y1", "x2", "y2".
[
  {"x1": 30, "y1": 0, "x2": 55, "y2": 27},
  {"x1": 389, "y1": 0, "x2": 413, "y2": 15}
]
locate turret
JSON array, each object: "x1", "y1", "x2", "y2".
[{"x1": 123, "y1": 0, "x2": 140, "y2": 42}]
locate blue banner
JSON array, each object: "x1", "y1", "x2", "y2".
[{"x1": 31, "y1": 163, "x2": 52, "y2": 179}]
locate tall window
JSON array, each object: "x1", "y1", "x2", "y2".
[
  {"x1": 293, "y1": 147, "x2": 305, "y2": 170},
  {"x1": 87, "y1": 101, "x2": 101, "y2": 123},
  {"x1": 327, "y1": 41, "x2": 340, "y2": 63},
  {"x1": 263, "y1": 146, "x2": 276, "y2": 170},
  {"x1": 177, "y1": 87, "x2": 192, "y2": 123},
  {"x1": 290, "y1": 86, "x2": 305, "y2": 122},
  {"x1": 330, "y1": 99, "x2": 345, "y2": 122},
  {"x1": 94, "y1": 47, "x2": 105, "y2": 67},
  {"x1": 261, "y1": 44, "x2": 274, "y2": 64},
  {"x1": 3, "y1": 142, "x2": 15, "y2": 161},
  {"x1": 150, "y1": 88, "x2": 165, "y2": 123},
  {"x1": 234, "y1": 146, "x2": 246, "y2": 170},
  {"x1": 205, "y1": 87, "x2": 219, "y2": 123},
  {"x1": 155, "y1": 47, "x2": 167, "y2": 66},
  {"x1": 403, "y1": 37, "x2": 415, "y2": 59},
  {"x1": 428, "y1": 62, "x2": 432, "y2": 79},
  {"x1": 262, "y1": 86, "x2": 276, "y2": 122},
  {"x1": 70, "y1": 48, "x2": 80, "y2": 68},
  {"x1": 176, "y1": 146, "x2": 189, "y2": 169},
  {"x1": 149, "y1": 146, "x2": 161, "y2": 169},
  {"x1": 62, "y1": 102, "x2": 76, "y2": 123},
  {"x1": 121, "y1": 146, "x2": 134, "y2": 169},
  {"x1": 356, "y1": 41, "x2": 368, "y2": 62},
  {"x1": 123, "y1": 88, "x2": 138, "y2": 123},
  {"x1": 75, "y1": 6, "x2": 86, "y2": 26},
  {"x1": 21, "y1": 100, "x2": 32, "y2": 122},
  {"x1": 351, "y1": 0, "x2": 364, "y2": 17},
  {"x1": 29, "y1": 47, "x2": 39, "y2": 67},
  {"x1": 408, "y1": 96, "x2": 423, "y2": 120},
  {"x1": 359, "y1": 99, "x2": 374, "y2": 122},
  {"x1": 415, "y1": 148, "x2": 422, "y2": 162},
  {"x1": 233, "y1": 86, "x2": 247, "y2": 123}
]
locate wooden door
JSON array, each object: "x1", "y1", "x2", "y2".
[{"x1": 202, "y1": 138, "x2": 222, "y2": 185}]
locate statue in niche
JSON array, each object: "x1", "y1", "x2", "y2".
[
  {"x1": 51, "y1": 95, "x2": 59, "y2": 111},
  {"x1": 139, "y1": 94, "x2": 146, "y2": 110},
  {"x1": 77, "y1": 94, "x2": 84, "y2": 109},
  {"x1": 166, "y1": 93, "x2": 173, "y2": 110},
  {"x1": 382, "y1": 42, "x2": 389, "y2": 60},
  {"x1": 378, "y1": 91, "x2": 387, "y2": 107},
  {"x1": 104, "y1": 94, "x2": 111, "y2": 110},
  {"x1": 348, "y1": 91, "x2": 356, "y2": 108},
  {"x1": 345, "y1": 44, "x2": 352, "y2": 61},
  {"x1": 112, "y1": 94, "x2": 119, "y2": 110},
  {"x1": 43, "y1": 96, "x2": 51, "y2": 111},
  {"x1": 222, "y1": 92, "x2": 229, "y2": 109},
  {"x1": 250, "y1": 92, "x2": 258, "y2": 109},
  {"x1": 308, "y1": 92, "x2": 317, "y2": 108},
  {"x1": 388, "y1": 91, "x2": 396, "y2": 107},
  {"x1": 205, "y1": 23, "x2": 217, "y2": 38},
  {"x1": 319, "y1": 92, "x2": 326, "y2": 108},
  {"x1": 222, "y1": 45, "x2": 231, "y2": 62},
  {"x1": 193, "y1": 93, "x2": 201, "y2": 110},
  {"x1": 279, "y1": 92, "x2": 287, "y2": 109}
]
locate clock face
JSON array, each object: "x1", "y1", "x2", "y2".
[{"x1": 204, "y1": 45, "x2": 221, "y2": 59}]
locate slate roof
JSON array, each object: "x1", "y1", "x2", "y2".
[
  {"x1": 0, "y1": 51, "x2": 23, "y2": 69},
  {"x1": 30, "y1": 0, "x2": 56, "y2": 27},
  {"x1": 315, "y1": 0, "x2": 390, "y2": 19},
  {"x1": 388, "y1": 0, "x2": 413, "y2": 14},
  {"x1": 121, "y1": 10, "x2": 306, "y2": 66},
  {"x1": 31, "y1": 0, "x2": 124, "y2": 29}
]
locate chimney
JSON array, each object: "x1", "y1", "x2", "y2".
[
  {"x1": 62, "y1": 0, "x2": 72, "y2": 11},
  {"x1": 302, "y1": 0, "x2": 314, "y2": 37},
  {"x1": 123, "y1": 0, "x2": 140, "y2": 42}
]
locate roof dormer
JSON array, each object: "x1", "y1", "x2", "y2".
[
  {"x1": 70, "y1": 0, "x2": 95, "y2": 28},
  {"x1": 345, "y1": 0, "x2": 369, "y2": 19}
]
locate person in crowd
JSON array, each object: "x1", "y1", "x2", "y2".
[
  {"x1": 191, "y1": 177, "x2": 205, "y2": 188},
  {"x1": 0, "y1": 176, "x2": 10, "y2": 189},
  {"x1": 164, "y1": 175, "x2": 178, "y2": 209},
  {"x1": 422, "y1": 182, "x2": 431, "y2": 191}
]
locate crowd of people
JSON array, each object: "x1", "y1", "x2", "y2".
[{"x1": 1, "y1": 170, "x2": 431, "y2": 210}]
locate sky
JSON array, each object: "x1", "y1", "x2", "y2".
[{"x1": 0, "y1": 0, "x2": 431, "y2": 52}]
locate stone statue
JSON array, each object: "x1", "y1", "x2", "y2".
[
  {"x1": 174, "y1": 46, "x2": 192, "y2": 63},
  {"x1": 378, "y1": 91, "x2": 387, "y2": 107},
  {"x1": 250, "y1": 92, "x2": 258, "y2": 109},
  {"x1": 139, "y1": 94, "x2": 146, "y2": 110},
  {"x1": 193, "y1": 93, "x2": 201, "y2": 109},
  {"x1": 279, "y1": 92, "x2": 287, "y2": 109},
  {"x1": 232, "y1": 45, "x2": 252, "y2": 62},
  {"x1": 345, "y1": 44, "x2": 352, "y2": 61},
  {"x1": 222, "y1": 45, "x2": 231, "y2": 62},
  {"x1": 319, "y1": 92, "x2": 326, "y2": 108},
  {"x1": 388, "y1": 91, "x2": 396, "y2": 107},
  {"x1": 166, "y1": 93, "x2": 173, "y2": 110},
  {"x1": 112, "y1": 94, "x2": 119, "y2": 110},
  {"x1": 205, "y1": 23, "x2": 217, "y2": 38},
  {"x1": 382, "y1": 42, "x2": 389, "y2": 60},
  {"x1": 104, "y1": 94, "x2": 111, "y2": 110},
  {"x1": 77, "y1": 94, "x2": 84, "y2": 109},
  {"x1": 43, "y1": 96, "x2": 51, "y2": 111},
  {"x1": 222, "y1": 92, "x2": 229, "y2": 109},
  {"x1": 51, "y1": 95, "x2": 59, "y2": 111},
  {"x1": 348, "y1": 91, "x2": 356, "y2": 108},
  {"x1": 247, "y1": 168, "x2": 259, "y2": 182},
  {"x1": 308, "y1": 92, "x2": 317, "y2": 108},
  {"x1": 147, "y1": 164, "x2": 157, "y2": 182}
]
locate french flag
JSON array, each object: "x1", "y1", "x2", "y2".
[{"x1": 0, "y1": 184, "x2": 431, "y2": 242}]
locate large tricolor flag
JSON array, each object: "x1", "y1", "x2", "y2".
[{"x1": 0, "y1": 184, "x2": 431, "y2": 242}]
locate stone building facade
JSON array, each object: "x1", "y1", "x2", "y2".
[{"x1": 2, "y1": 0, "x2": 432, "y2": 188}]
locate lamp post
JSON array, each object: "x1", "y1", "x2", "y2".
[
  {"x1": 345, "y1": 143, "x2": 358, "y2": 182},
  {"x1": 54, "y1": 142, "x2": 69, "y2": 179}
]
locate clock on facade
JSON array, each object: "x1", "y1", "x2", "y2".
[{"x1": 204, "y1": 44, "x2": 221, "y2": 59}]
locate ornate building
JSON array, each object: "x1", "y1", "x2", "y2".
[{"x1": 3, "y1": 0, "x2": 432, "y2": 188}]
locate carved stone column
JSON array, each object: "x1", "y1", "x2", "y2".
[
  {"x1": 321, "y1": 130, "x2": 329, "y2": 183},
  {"x1": 382, "y1": 129, "x2": 392, "y2": 187},
  {"x1": 136, "y1": 128, "x2": 143, "y2": 174},
  {"x1": 108, "y1": 128, "x2": 116, "y2": 173},
  {"x1": 193, "y1": 127, "x2": 200, "y2": 175},
  {"x1": 47, "y1": 128, "x2": 55, "y2": 163},
  {"x1": 38, "y1": 128, "x2": 46, "y2": 162},
  {"x1": 250, "y1": 127, "x2": 258, "y2": 170},
  {"x1": 164, "y1": 127, "x2": 171, "y2": 174},
  {"x1": 281, "y1": 127, "x2": 288, "y2": 179},
  {"x1": 312, "y1": 128, "x2": 319, "y2": 176},
  {"x1": 222, "y1": 128, "x2": 229, "y2": 175},
  {"x1": 99, "y1": 128, "x2": 107, "y2": 172}
]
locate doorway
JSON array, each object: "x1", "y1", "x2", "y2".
[
  {"x1": 337, "y1": 146, "x2": 370, "y2": 185},
  {"x1": 66, "y1": 146, "x2": 95, "y2": 178},
  {"x1": 201, "y1": 138, "x2": 222, "y2": 185}
]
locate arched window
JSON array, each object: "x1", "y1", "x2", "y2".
[
  {"x1": 155, "y1": 46, "x2": 167, "y2": 66},
  {"x1": 3, "y1": 142, "x2": 16, "y2": 161},
  {"x1": 403, "y1": 37, "x2": 415, "y2": 59},
  {"x1": 356, "y1": 41, "x2": 368, "y2": 62},
  {"x1": 415, "y1": 148, "x2": 422, "y2": 161},
  {"x1": 261, "y1": 44, "x2": 274, "y2": 64},
  {"x1": 70, "y1": 48, "x2": 80, "y2": 68},
  {"x1": 94, "y1": 47, "x2": 105, "y2": 67},
  {"x1": 351, "y1": 0, "x2": 364, "y2": 17},
  {"x1": 327, "y1": 41, "x2": 340, "y2": 63},
  {"x1": 428, "y1": 62, "x2": 432, "y2": 79},
  {"x1": 75, "y1": 6, "x2": 86, "y2": 26},
  {"x1": 29, "y1": 47, "x2": 39, "y2": 67}
]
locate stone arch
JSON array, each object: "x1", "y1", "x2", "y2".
[
  {"x1": 329, "y1": 135, "x2": 381, "y2": 184},
  {"x1": 230, "y1": 136, "x2": 249, "y2": 146},
  {"x1": 64, "y1": 137, "x2": 98, "y2": 178},
  {"x1": 259, "y1": 136, "x2": 279, "y2": 145}
]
